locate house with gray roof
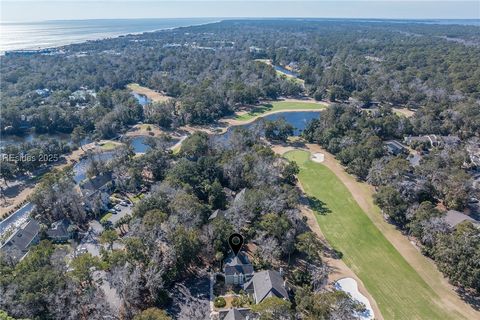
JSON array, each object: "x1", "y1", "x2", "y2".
[
  {"x1": 218, "y1": 308, "x2": 252, "y2": 320},
  {"x1": 443, "y1": 210, "x2": 479, "y2": 229},
  {"x1": 79, "y1": 172, "x2": 113, "y2": 211},
  {"x1": 384, "y1": 140, "x2": 408, "y2": 156},
  {"x1": 243, "y1": 270, "x2": 289, "y2": 304},
  {"x1": 46, "y1": 219, "x2": 73, "y2": 243},
  {"x1": 224, "y1": 252, "x2": 254, "y2": 285},
  {"x1": 0, "y1": 219, "x2": 40, "y2": 263}
]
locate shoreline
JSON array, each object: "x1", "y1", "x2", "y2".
[
  {"x1": 1, "y1": 18, "x2": 222, "y2": 54},
  {"x1": 221, "y1": 99, "x2": 329, "y2": 126},
  {"x1": 220, "y1": 108, "x2": 325, "y2": 127}
]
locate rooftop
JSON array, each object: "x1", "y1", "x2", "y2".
[
  {"x1": 219, "y1": 308, "x2": 251, "y2": 320},
  {"x1": 244, "y1": 270, "x2": 288, "y2": 304},
  {"x1": 46, "y1": 219, "x2": 71, "y2": 239},
  {"x1": 80, "y1": 172, "x2": 112, "y2": 196},
  {"x1": 443, "y1": 210, "x2": 479, "y2": 228},
  {"x1": 1, "y1": 219, "x2": 40, "y2": 261},
  {"x1": 384, "y1": 140, "x2": 407, "y2": 155},
  {"x1": 224, "y1": 252, "x2": 254, "y2": 276}
]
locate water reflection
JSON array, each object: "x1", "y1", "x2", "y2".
[
  {"x1": 73, "y1": 151, "x2": 115, "y2": 183},
  {"x1": 219, "y1": 111, "x2": 320, "y2": 142},
  {"x1": 132, "y1": 93, "x2": 151, "y2": 106}
]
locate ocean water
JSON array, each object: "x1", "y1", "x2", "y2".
[
  {"x1": 2, "y1": 18, "x2": 479, "y2": 54},
  {"x1": 0, "y1": 18, "x2": 217, "y2": 53}
]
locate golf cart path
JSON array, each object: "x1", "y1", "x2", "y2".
[
  {"x1": 272, "y1": 145, "x2": 383, "y2": 319},
  {"x1": 275, "y1": 143, "x2": 478, "y2": 320}
]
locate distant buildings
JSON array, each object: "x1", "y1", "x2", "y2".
[
  {"x1": 0, "y1": 219, "x2": 40, "y2": 263},
  {"x1": 4, "y1": 48, "x2": 61, "y2": 56},
  {"x1": 35, "y1": 88, "x2": 51, "y2": 97},
  {"x1": 248, "y1": 46, "x2": 264, "y2": 54}
]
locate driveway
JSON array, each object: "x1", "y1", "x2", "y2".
[
  {"x1": 108, "y1": 204, "x2": 132, "y2": 225},
  {"x1": 76, "y1": 221, "x2": 104, "y2": 257}
]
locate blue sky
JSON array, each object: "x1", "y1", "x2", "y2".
[{"x1": 1, "y1": 1, "x2": 479, "y2": 22}]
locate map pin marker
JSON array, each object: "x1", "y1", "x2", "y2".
[{"x1": 228, "y1": 233, "x2": 244, "y2": 257}]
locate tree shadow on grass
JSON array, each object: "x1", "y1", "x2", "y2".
[
  {"x1": 307, "y1": 195, "x2": 331, "y2": 215},
  {"x1": 247, "y1": 104, "x2": 273, "y2": 116},
  {"x1": 324, "y1": 247, "x2": 344, "y2": 260},
  {"x1": 456, "y1": 287, "x2": 480, "y2": 311}
]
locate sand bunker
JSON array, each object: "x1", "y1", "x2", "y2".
[
  {"x1": 334, "y1": 277, "x2": 374, "y2": 320},
  {"x1": 311, "y1": 152, "x2": 325, "y2": 163}
]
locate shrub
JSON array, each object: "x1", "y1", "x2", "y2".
[
  {"x1": 231, "y1": 297, "x2": 242, "y2": 307},
  {"x1": 214, "y1": 296, "x2": 226, "y2": 308}
]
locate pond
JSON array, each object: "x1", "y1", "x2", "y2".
[
  {"x1": 123, "y1": 135, "x2": 182, "y2": 154},
  {"x1": 274, "y1": 65, "x2": 300, "y2": 77},
  {"x1": 219, "y1": 111, "x2": 320, "y2": 142},
  {"x1": 128, "y1": 136, "x2": 151, "y2": 154},
  {"x1": 73, "y1": 151, "x2": 115, "y2": 183},
  {"x1": 132, "y1": 93, "x2": 151, "y2": 107},
  {"x1": 0, "y1": 131, "x2": 91, "y2": 149}
]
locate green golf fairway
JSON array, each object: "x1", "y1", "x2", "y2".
[
  {"x1": 284, "y1": 150, "x2": 461, "y2": 320},
  {"x1": 235, "y1": 101, "x2": 326, "y2": 121}
]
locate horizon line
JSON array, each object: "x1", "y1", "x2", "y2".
[{"x1": 3, "y1": 17, "x2": 480, "y2": 24}]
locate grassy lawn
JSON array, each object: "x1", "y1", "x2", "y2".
[
  {"x1": 99, "y1": 141, "x2": 119, "y2": 150},
  {"x1": 235, "y1": 101, "x2": 326, "y2": 122},
  {"x1": 131, "y1": 193, "x2": 145, "y2": 204},
  {"x1": 284, "y1": 150, "x2": 459, "y2": 320},
  {"x1": 100, "y1": 212, "x2": 112, "y2": 224},
  {"x1": 171, "y1": 144, "x2": 181, "y2": 154},
  {"x1": 127, "y1": 83, "x2": 170, "y2": 102}
]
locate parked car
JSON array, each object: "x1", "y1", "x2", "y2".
[{"x1": 77, "y1": 247, "x2": 88, "y2": 255}]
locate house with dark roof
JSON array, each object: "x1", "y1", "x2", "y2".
[
  {"x1": 244, "y1": 270, "x2": 289, "y2": 304},
  {"x1": 224, "y1": 252, "x2": 254, "y2": 285},
  {"x1": 79, "y1": 172, "x2": 113, "y2": 211},
  {"x1": 384, "y1": 140, "x2": 408, "y2": 156},
  {"x1": 218, "y1": 308, "x2": 252, "y2": 320},
  {"x1": 443, "y1": 210, "x2": 479, "y2": 229},
  {"x1": 404, "y1": 135, "x2": 431, "y2": 148},
  {"x1": 46, "y1": 219, "x2": 73, "y2": 243},
  {"x1": 0, "y1": 219, "x2": 40, "y2": 262}
]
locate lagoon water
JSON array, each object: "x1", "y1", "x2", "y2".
[
  {"x1": 0, "y1": 18, "x2": 217, "y2": 53},
  {"x1": 219, "y1": 111, "x2": 321, "y2": 143}
]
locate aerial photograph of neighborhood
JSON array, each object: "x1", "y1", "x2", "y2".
[{"x1": 0, "y1": 0, "x2": 479, "y2": 319}]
